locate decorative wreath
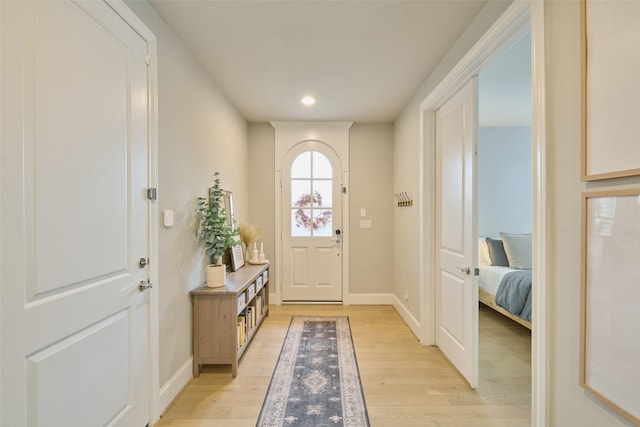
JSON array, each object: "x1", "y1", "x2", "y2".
[{"x1": 294, "y1": 191, "x2": 332, "y2": 230}]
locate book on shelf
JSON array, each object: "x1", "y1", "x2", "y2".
[
  {"x1": 255, "y1": 294, "x2": 264, "y2": 316},
  {"x1": 237, "y1": 312, "x2": 247, "y2": 347}
]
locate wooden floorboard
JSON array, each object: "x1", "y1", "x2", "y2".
[{"x1": 155, "y1": 304, "x2": 531, "y2": 426}]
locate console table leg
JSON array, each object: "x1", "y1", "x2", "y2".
[{"x1": 193, "y1": 362, "x2": 200, "y2": 378}]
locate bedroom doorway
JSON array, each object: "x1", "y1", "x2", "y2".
[
  {"x1": 476, "y1": 28, "x2": 533, "y2": 412},
  {"x1": 420, "y1": 2, "x2": 546, "y2": 423}
]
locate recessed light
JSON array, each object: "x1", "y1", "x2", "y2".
[{"x1": 301, "y1": 96, "x2": 316, "y2": 106}]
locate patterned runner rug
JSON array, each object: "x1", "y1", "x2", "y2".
[{"x1": 257, "y1": 316, "x2": 370, "y2": 427}]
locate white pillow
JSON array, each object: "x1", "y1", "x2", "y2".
[
  {"x1": 499, "y1": 232, "x2": 532, "y2": 270},
  {"x1": 478, "y1": 238, "x2": 491, "y2": 264}
]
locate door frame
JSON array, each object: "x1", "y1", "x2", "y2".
[
  {"x1": 418, "y1": 2, "x2": 547, "y2": 426},
  {"x1": 103, "y1": 1, "x2": 160, "y2": 423},
  {"x1": 271, "y1": 121, "x2": 352, "y2": 305}
]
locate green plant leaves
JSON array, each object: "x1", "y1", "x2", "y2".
[{"x1": 196, "y1": 172, "x2": 239, "y2": 263}]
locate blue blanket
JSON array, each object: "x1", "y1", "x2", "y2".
[{"x1": 495, "y1": 270, "x2": 532, "y2": 322}]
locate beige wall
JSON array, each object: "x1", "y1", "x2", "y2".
[
  {"x1": 125, "y1": 1, "x2": 249, "y2": 388},
  {"x1": 546, "y1": 1, "x2": 637, "y2": 425},
  {"x1": 349, "y1": 124, "x2": 394, "y2": 295},
  {"x1": 247, "y1": 123, "x2": 394, "y2": 299},
  {"x1": 247, "y1": 123, "x2": 276, "y2": 285}
]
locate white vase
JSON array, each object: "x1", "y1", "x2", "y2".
[{"x1": 206, "y1": 264, "x2": 226, "y2": 288}]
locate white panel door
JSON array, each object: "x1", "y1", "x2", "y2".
[
  {"x1": 435, "y1": 79, "x2": 478, "y2": 387},
  {"x1": 282, "y1": 142, "x2": 343, "y2": 301},
  {"x1": 1, "y1": 1, "x2": 151, "y2": 426}
]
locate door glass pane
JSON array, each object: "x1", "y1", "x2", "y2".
[
  {"x1": 312, "y1": 152, "x2": 332, "y2": 178},
  {"x1": 290, "y1": 149, "x2": 335, "y2": 237},
  {"x1": 312, "y1": 208, "x2": 332, "y2": 236},
  {"x1": 291, "y1": 152, "x2": 311, "y2": 178},
  {"x1": 291, "y1": 180, "x2": 311, "y2": 206},
  {"x1": 312, "y1": 180, "x2": 332, "y2": 208},
  {"x1": 292, "y1": 209, "x2": 311, "y2": 236}
]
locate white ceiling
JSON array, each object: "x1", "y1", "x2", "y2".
[{"x1": 148, "y1": 0, "x2": 490, "y2": 122}]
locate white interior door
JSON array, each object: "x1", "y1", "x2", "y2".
[
  {"x1": 435, "y1": 79, "x2": 478, "y2": 387},
  {"x1": 1, "y1": 1, "x2": 151, "y2": 425},
  {"x1": 281, "y1": 142, "x2": 343, "y2": 301}
]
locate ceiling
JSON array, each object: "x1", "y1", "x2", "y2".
[{"x1": 148, "y1": 0, "x2": 490, "y2": 122}]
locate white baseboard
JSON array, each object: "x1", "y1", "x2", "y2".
[
  {"x1": 392, "y1": 295, "x2": 421, "y2": 339},
  {"x1": 272, "y1": 293, "x2": 395, "y2": 305},
  {"x1": 158, "y1": 357, "x2": 193, "y2": 415},
  {"x1": 348, "y1": 293, "x2": 394, "y2": 305}
]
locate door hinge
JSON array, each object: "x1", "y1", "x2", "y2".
[
  {"x1": 147, "y1": 188, "x2": 157, "y2": 200},
  {"x1": 342, "y1": 186, "x2": 347, "y2": 194},
  {"x1": 145, "y1": 54, "x2": 151, "y2": 66}
]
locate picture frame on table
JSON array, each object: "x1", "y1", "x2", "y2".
[
  {"x1": 229, "y1": 233, "x2": 244, "y2": 272},
  {"x1": 581, "y1": 0, "x2": 640, "y2": 180},
  {"x1": 580, "y1": 188, "x2": 640, "y2": 424}
]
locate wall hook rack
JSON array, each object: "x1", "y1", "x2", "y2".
[{"x1": 395, "y1": 192, "x2": 413, "y2": 207}]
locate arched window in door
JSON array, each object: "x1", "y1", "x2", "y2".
[{"x1": 290, "y1": 151, "x2": 333, "y2": 237}]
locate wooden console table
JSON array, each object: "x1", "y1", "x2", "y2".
[{"x1": 191, "y1": 262, "x2": 270, "y2": 377}]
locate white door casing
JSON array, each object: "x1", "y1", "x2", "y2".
[
  {"x1": 272, "y1": 122, "x2": 352, "y2": 304},
  {"x1": 1, "y1": 1, "x2": 154, "y2": 425},
  {"x1": 281, "y1": 142, "x2": 343, "y2": 301},
  {"x1": 435, "y1": 79, "x2": 478, "y2": 388}
]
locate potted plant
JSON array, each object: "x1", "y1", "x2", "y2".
[{"x1": 196, "y1": 172, "x2": 239, "y2": 287}]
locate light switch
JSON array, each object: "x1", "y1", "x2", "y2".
[
  {"x1": 163, "y1": 210, "x2": 174, "y2": 227},
  {"x1": 360, "y1": 219, "x2": 372, "y2": 229},
  {"x1": 360, "y1": 208, "x2": 366, "y2": 217}
]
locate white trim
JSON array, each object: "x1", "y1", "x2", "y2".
[
  {"x1": 271, "y1": 121, "x2": 353, "y2": 305},
  {"x1": 348, "y1": 293, "x2": 394, "y2": 305},
  {"x1": 0, "y1": 2, "x2": 4, "y2": 423},
  {"x1": 273, "y1": 171, "x2": 282, "y2": 304},
  {"x1": 392, "y1": 296, "x2": 421, "y2": 339},
  {"x1": 531, "y1": 1, "x2": 548, "y2": 425},
  {"x1": 419, "y1": 1, "x2": 546, "y2": 425},
  {"x1": 341, "y1": 171, "x2": 350, "y2": 305},
  {"x1": 419, "y1": 108, "x2": 436, "y2": 346},
  {"x1": 105, "y1": 1, "x2": 160, "y2": 423},
  {"x1": 158, "y1": 357, "x2": 193, "y2": 415}
]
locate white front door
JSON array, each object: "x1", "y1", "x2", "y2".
[
  {"x1": 1, "y1": 1, "x2": 151, "y2": 425},
  {"x1": 435, "y1": 79, "x2": 478, "y2": 387},
  {"x1": 281, "y1": 142, "x2": 343, "y2": 301}
]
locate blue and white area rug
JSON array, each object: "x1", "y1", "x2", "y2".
[{"x1": 257, "y1": 316, "x2": 370, "y2": 427}]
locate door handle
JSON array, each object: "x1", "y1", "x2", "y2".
[
  {"x1": 138, "y1": 279, "x2": 153, "y2": 292},
  {"x1": 456, "y1": 265, "x2": 471, "y2": 275}
]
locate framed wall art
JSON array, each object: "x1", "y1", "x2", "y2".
[
  {"x1": 581, "y1": 0, "x2": 640, "y2": 180},
  {"x1": 581, "y1": 188, "x2": 640, "y2": 424}
]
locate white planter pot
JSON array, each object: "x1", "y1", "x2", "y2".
[{"x1": 206, "y1": 264, "x2": 226, "y2": 288}]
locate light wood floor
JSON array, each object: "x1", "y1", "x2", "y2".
[{"x1": 155, "y1": 304, "x2": 531, "y2": 426}]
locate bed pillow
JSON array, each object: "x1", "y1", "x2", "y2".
[
  {"x1": 500, "y1": 232, "x2": 532, "y2": 270},
  {"x1": 478, "y1": 238, "x2": 491, "y2": 264},
  {"x1": 485, "y1": 237, "x2": 509, "y2": 267}
]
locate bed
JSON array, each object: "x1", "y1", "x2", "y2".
[{"x1": 478, "y1": 235, "x2": 532, "y2": 329}]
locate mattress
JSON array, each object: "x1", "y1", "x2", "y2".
[{"x1": 478, "y1": 263, "x2": 517, "y2": 295}]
